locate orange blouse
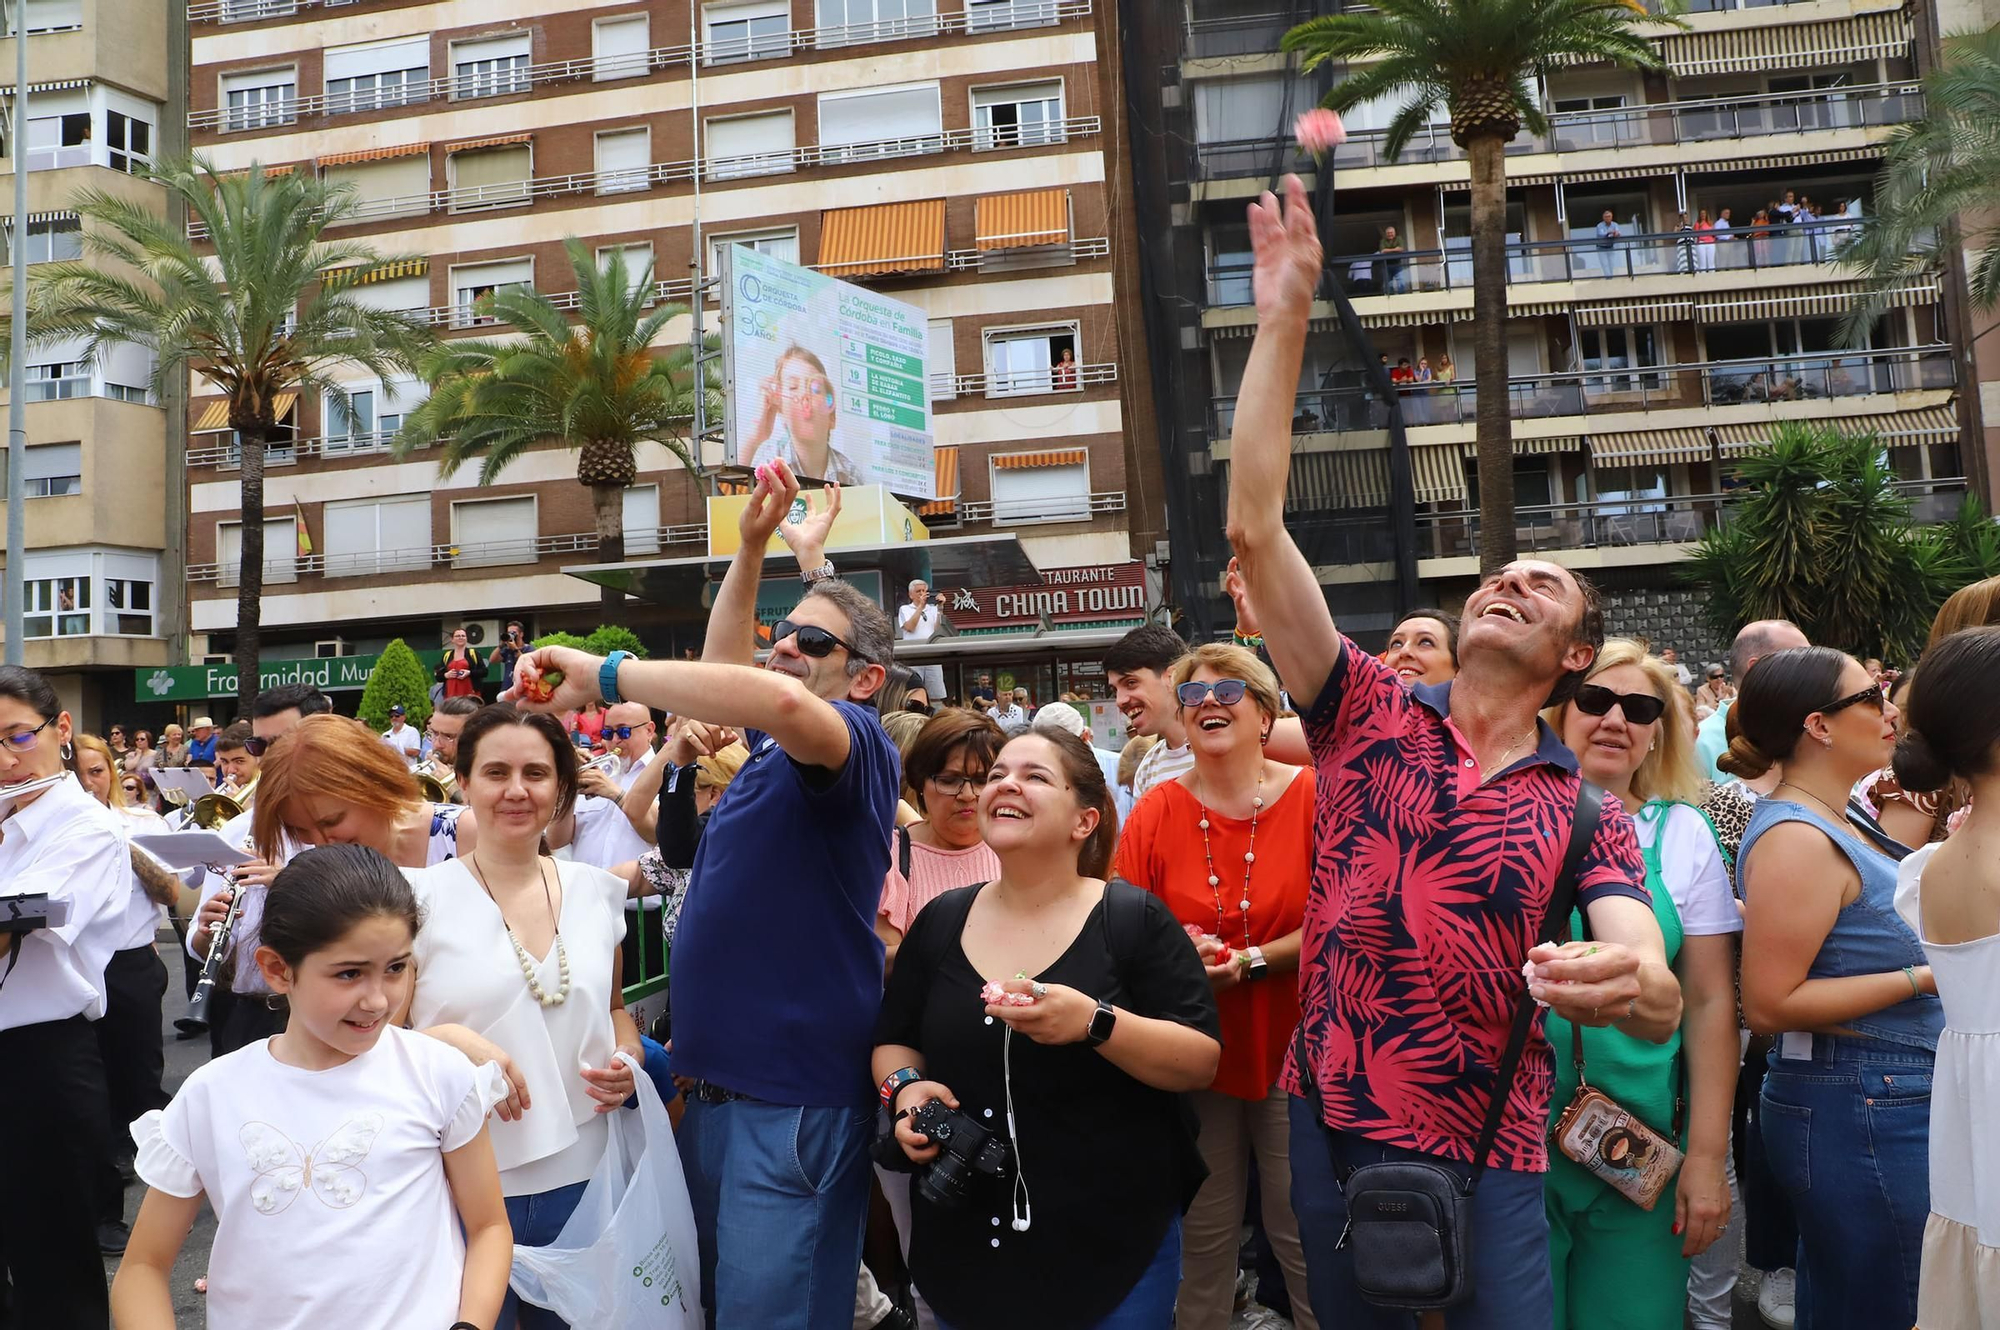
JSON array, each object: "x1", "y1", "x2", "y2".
[{"x1": 1115, "y1": 770, "x2": 1315, "y2": 1100}]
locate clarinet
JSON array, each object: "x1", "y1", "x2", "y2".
[{"x1": 185, "y1": 878, "x2": 245, "y2": 1027}]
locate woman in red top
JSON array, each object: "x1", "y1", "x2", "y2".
[
  {"x1": 1116, "y1": 642, "x2": 1316, "y2": 1329},
  {"x1": 435, "y1": 626, "x2": 484, "y2": 700}
]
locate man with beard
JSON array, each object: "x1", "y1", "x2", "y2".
[
  {"x1": 505, "y1": 461, "x2": 897, "y2": 1330},
  {"x1": 1104, "y1": 622, "x2": 1193, "y2": 800}
]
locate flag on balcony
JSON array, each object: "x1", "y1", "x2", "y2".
[{"x1": 295, "y1": 502, "x2": 313, "y2": 557}]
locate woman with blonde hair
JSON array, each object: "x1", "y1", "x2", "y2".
[{"x1": 1539, "y1": 639, "x2": 1741, "y2": 1329}]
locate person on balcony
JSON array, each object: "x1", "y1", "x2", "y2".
[
  {"x1": 1693, "y1": 210, "x2": 1717, "y2": 273},
  {"x1": 1376, "y1": 226, "x2": 1409, "y2": 293},
  {"x1": 1595, "y1": 209, "x2": 1624, "y2": 278}
]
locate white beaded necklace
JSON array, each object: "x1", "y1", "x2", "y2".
[
  {"x1": 472, "y1": 851, "x2": 571, "y2": 1007},
  {"x1": 1195, "y1": 769, "x2": 1263, "y2": 948}
]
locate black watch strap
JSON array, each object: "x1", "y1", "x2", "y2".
[{"x1": 1084, "y1": 998, "x2": 1116, "y2": 1046}]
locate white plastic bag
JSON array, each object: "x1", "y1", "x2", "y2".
[{"x1": 508, "y1": 1053, "x2": 703, "y2": 1328}]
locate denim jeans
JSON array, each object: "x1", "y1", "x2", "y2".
[
  {"x1": 500, "y1": 1180, "x2": 590, "y2": 1330},
  {"x1": 935, "y1": 1215, "x2": 1181, "y2": 1330},
  {"x1": 677, "y1": 1095, "x2": 874, "y2": 1329},
  {"x1": 1288, "y1": 1095, "x2": 1554, "y2": 1330},
  {"x1": 1758, "y1": 1038, "x2": 1932, "y2": 1329}
]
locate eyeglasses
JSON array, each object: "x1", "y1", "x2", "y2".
[
  {"x1": 1574, "y1": 683, "x2": 1667, "y2": 726},
  {"x1": 771, "y1": 619, "x2": 868, "y2": 662},
  {"x1": 1176, "y1": 679, "x2": 1249, "y2": 707},
  {"x1": 1818, "y1": 683, "x2": 1885, "y2": 717},
  {"x1": 0, "y1": 716, "x2": 58, "y2": 752},
  {"x1": 605, "y1": 724, "x2": 650, "y2": 741},
  {"x1": 243, "y1": 736, "x2": 271, "y2": 757},
  {"x1": 930, "y1": 771, "x2": 989, "y2": 796}
]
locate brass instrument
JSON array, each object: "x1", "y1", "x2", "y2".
[
  {"x1": 416, "y1": 756, "x2": 457, "y2": 805},
  {"x1": 188, "y1": 790, "x2": 245, "y2": 830}
]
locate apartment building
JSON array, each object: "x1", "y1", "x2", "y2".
[
  {"x1": 182, "y1": 0, "x2": 1153, "y2": 708},
  {"x1": 0, "y1": 0, "x2": 180, "y2": 723},
  {"x1": 1129, "y1": 0, "x2": 1979, "y2": 653}
]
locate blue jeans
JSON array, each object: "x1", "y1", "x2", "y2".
[
  {"x1": 1758, "y1": 1037, "x2": 1932, "y2": 1329},
  {"x1": 499, "y1": 1180, "x2": 589, "y2": 1330},
  {"x1": 935, "y1": 1214, "x2": 1181, "y2": 1330},
  {"x1": 1288, "y1": 1095, "x2": 1553, "y2": 1330},
  {"x1": 676, "y1": 1095, "x2": 874, "y2": 1329}
]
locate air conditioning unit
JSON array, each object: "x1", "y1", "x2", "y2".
[
  {"x1": 202, "y1": 654, "x2": 230, "y2": 666},
  {"x1": 458, "y1": 618, "x2": 503, "y2": 647},
  {"x1": 314, "y1": 638, "x2": 350, "y2": 658}
]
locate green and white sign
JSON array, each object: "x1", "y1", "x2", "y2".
[
  {"x1": 721, "y1": 245, "x2": 936, "y2": 498},
  {"x1": 136, "y1": 655, "x2": 383, "y2": 703}
]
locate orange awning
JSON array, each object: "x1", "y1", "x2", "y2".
[
  {"x1": 446, "y1": 132, "x2": 534, "y2": 154},
  {"x1": 917, "y1": 446, "x2": 959, "y2": 515},
  {"x1": 991, "y1": 448, "x2": 1087, "y2": 471},
  {"x1": 819, "y1": 200, "x2": 946, "y2": 278},
  {"x1": 192, "y1": 400, "x2": 231, "y2": 432},
  {"x1": 974, "y1": 188, "x2": 1070, "y2": 251},
  {"x1": 320, "y1": 142, "x2": 430, "y2": 167},
  {"x1": 222, "y1": 162, "x2": 297, "y2": 179}
]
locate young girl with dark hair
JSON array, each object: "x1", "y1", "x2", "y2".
[
  {"x1": 113, "y1": 845, "x2": 513, "y2": 1330},
  {"x1": 872, "y1": 730, "x2": 1222, "y2": 1330}
]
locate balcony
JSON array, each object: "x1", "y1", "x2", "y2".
[{"x1": 187, "y1": 525, "x2": 711, "y2": 584}]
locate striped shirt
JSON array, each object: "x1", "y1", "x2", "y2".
[{"x1": 1130, "y1": 739, "x2": 1195, "y2": 803}]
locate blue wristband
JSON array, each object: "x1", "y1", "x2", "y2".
[{"x1": 598, "y1": 650, "x2": 633, "y2": 705}]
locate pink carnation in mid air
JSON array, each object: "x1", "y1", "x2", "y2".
[{"x1": 1294, "y1": 108, "x2": 1348, "y2": 159}]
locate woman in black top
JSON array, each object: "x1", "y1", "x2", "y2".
[{"x1": 873, "y1": 729, "x2": 1221, "y2": 1330}]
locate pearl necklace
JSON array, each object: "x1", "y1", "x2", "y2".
[
  {"x1": 472, "y1": 851, "x2": 571, "y2": 1008},
  {"x1": 1195, "y1": 769, "x2": 1263, "y2": 948}
]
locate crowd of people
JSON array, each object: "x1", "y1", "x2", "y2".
[{"x1": 4, "y1": 173, "x2": 1995, "y2": 1330}]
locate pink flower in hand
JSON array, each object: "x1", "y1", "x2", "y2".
[{"x1": 1294, "y1": 108, "x2": 1347, "y2": 160}]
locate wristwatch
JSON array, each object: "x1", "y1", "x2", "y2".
[
  {"x1": 598, "y1": 650, "x2": 633, "y2": 705},
  {"x1": 1243, "y1": 945, "x2": 1270, "y2": 982},
  {"x1": 1084, "y1": 998, "x2": 1117, "y2": 1047},
  {"x1": 801, "y1": 560, "x2": 838, "y2": 585}
]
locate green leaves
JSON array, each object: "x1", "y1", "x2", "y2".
[{"x1": 357, "y1": 639, "x2": 435, "y2": 732}]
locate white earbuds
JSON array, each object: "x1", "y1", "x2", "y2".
[{"x1": 1011, "y1": 1217, "x2": 1030, "y2": 1232}]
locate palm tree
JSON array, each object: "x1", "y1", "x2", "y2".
[
  {"x1": 17, "y1": 156, "x2": 432, "y2": 716},
  {"x1": 394, "y1": 238, "x2": 710, "y2": 613},
  {"x1": 1283, "y1": 0, "x2": 1674, "y2": 572},
  {"x1": 1841, "y1": 27, "x2": 2000, "y2": 344}
]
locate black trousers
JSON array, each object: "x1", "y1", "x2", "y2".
[
  {"x1": 0, "y1": 1016, "x2": 112, "y2": 1330},
  {"x1": 95, "y1": 946, "x2": 170, "y2": 1139},
  {"x1": 214, "y1": 986, "x2": 286, "y2": 1057}
]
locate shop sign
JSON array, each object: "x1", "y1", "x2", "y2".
[
  {"x1": 940, "y1": 562, "x2": 1147, "y2": 631},
  {"x1": 135, "y1": 654, "x2": 383, "y2": 704}
]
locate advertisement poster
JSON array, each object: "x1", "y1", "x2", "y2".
[{"x1": 722, "y1": 244, "x2": 937, "y2": 499}]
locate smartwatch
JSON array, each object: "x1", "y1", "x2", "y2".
[
  {"x1": 1084, "y1": 999, "x2": 1117, "y2": 1047},
  {"x1": 598, "y1": 650, "x2": 633, "y2": 705},
  {"x1": 1244, "y1": 945, "x2": 1270, "y2": 982}
]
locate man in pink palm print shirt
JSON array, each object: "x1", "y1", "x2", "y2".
[{"x1": 1223, "y1": 174, "x2": 1682, "y2": 1330}]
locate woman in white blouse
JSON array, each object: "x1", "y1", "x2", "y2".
[{"x1": 399, "y1": 704, "x2": 641, "y2": 1330}]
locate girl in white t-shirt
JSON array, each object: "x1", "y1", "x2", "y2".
[{"x1": 112, "y1": 844, "x2": 513, "y2": 1330}]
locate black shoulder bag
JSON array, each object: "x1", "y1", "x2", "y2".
[{"x1": 1291, "y1": 781, "x2": 1604, "y2": 1311}]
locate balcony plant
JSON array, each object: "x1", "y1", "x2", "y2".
[
  {"x1": 394, "y1": 239, "x2": 719, "y2": 614},
  {"x1": 9, "y1": 155, "x2": 433, "y2": 717},
  {"x1": 1283, "y1": 0, "x2": 1677, "y2": 572}
]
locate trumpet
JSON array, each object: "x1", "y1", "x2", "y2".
[
  {"x1": 415, "y1": 755, "x2": 458, "y2": 805},
  {"x1": 578, "y1": 751, "x2": 620, "y2": 778}
]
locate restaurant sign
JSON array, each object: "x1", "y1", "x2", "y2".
[
  {"x1": 939, "y1": 562, "x2": 1147, "y2": 630},
  {"x1": 135, "y1": 654, "x2": 383, "y2": 704}
]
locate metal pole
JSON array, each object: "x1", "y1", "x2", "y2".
[
  {"x1": 687, "y1": 0, "x2": 710, "y2": 485},
  {"x1": 6, "y1": 0, "x2": 29, "y2": 665}
]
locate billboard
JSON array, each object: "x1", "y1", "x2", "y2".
[{"x1": 721, "y1": 244, "x2": 937, "y2": 500}]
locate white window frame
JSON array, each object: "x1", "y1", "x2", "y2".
[
  {"x1": 449, "y1": 258, "x2": 534, "y2": 328},
  {"x1": 815, "y1": 0, "x2": 937, "y2": 44},
  {"x1": 447, "y1": 142, "x2": 533, "y2": 213},
  {"x1": 105, "y1": 108, "x2": 153, "y2": 174},
  {"x1": 21, "y1": 565, "x2": 92, "y2": 638},
  {"x1": 594, "y1": 126, "x2": 652, "y2": 195},
  {"x1": 707, "y1": 228, "x2": 800, "y2": 295},
  {"x1": 927, "y1": 318, "x2": 957, "y2": 402},
  {"x1": 450, "y1": 494, "x2": 540, "y2": 568},
  {"x1": 325, "y1": 381, "x2": 419, "y2": 455},
  {"x1": 592, "y1": 14, "x2": 652, "y2": 81},
  {"x1": 982, "y1": 321, "x2": 1081, "y2": 397},
  {"x1": 7, "y1": 216, "x2": 83, "y2": 265},
  {"x1": 449, "y1": 32, "x2": 532, "y2": 101},
  {"x1": 704, "y1": 0, "x2": 792, "y2": 64},
  {"x1": 8, "y1": 0, "x2": 84, "y2": 35},
  {"x1": 219, "y1": 67, "x2": 298, "y2": 132},
  {"x1": 324, "y1": 36, "x2": 431, "y2": 114},
  {"x1": 966, "y1": 0, "x2": 1057, "y2": 33},
  {"x1": 23, "y1": 96, "x2": 93, "y2": 170},
  {"x1": 216, "y1": 517, "x2": 299, "y2": 587},
  {"x1": 22, "y1": 442, "x2": 82, "y2": 498},
  {"x1": 623, "y1": 484, "x2": 661, "y2": 555},
  {"x1": 987, "y1": 452, "x2": 1090, "y2": 524},
  {"x1": 704, "y1": 109, "x2": 796, "y2": 181},
  {"x1": 816, "y1": 81, "x2": 944, "y2": 163},
  {"x1": 970, "y1": 79, "x2": 1066, "y2": 151},
  {"x1": 596, "y1": 242, "x2": 656, "y2": 302},
  {"x1": 321, "y1": 493, "x2": 432, "y2": 575}
]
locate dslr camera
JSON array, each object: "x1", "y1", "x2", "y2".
[{"x1": 905, "y1": 1099, "x2": 1011, "y2": 1209}]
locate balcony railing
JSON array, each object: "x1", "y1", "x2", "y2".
[
  {"x1": 1210, "y1": 346, "x2": 1955, "y2": 437},
  {"x1": 957, "y1": 490, "x2": 1127, "y2": 525},
  {"x1": 1193, "y1": 83, "x2": 1921, "y2": 179},
  {"x1": 932, "y1": 361, "x2": 1119, "y2": 398},
  {"x1": 188, "y1": 524, "x2": 711, "y2": 584}
]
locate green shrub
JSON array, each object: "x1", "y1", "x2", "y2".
[
  {"x1": 358, "y1": 639, "x2": 434, "y2": 731},
  {"x1": 583, "y1": 625, "x2": 648, "y2": 659},
  {"x1": 530, "y1": 631, "x2": 589, "y2": 651}
]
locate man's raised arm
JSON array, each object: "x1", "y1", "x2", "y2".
[{"x1": 1223, "y1": 174, "x2": 1345, "y2": 706}]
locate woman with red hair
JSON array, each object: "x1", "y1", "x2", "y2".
[{"x1": 250, "y1": 712, "x2": 478, "y2": 867}]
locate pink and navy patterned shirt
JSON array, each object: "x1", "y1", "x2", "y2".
[{"x1": 1281, "y1": 636, "x2": 1649, "y2": 1172}]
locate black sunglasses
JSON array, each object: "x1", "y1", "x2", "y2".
[
  {"x1": 771, "y1": 618, "x2": 868, "y2": 662},
  {"x1": 1574, "y1": 683, "x2": 1667, "y2": 726},
  {"x1": 1177, "y1": 679, "x2": 1249, "y2": 707},
  {"x1": 243, "y1": 736, "x2": 271, "y2": 757},
  {"x1": 1819, "y1": 683, "x2": 1885, "y2": 716}
]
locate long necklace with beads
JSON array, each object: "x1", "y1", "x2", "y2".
[
  {"x1": 472, "y1": 851, "x2": 571, "y2": 1007},
  {"x1": 1195, "y1": 769, "x2": 1263, "y2": 948}
]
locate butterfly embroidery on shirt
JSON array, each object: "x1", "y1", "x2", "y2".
[{"x1": 239, "y1": 1114, "x2": 384, "y2": 1215}]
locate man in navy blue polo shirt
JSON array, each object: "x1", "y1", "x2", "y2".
[{"x1": 506, "y1": 459, "x2": 898, "y2": 1329}]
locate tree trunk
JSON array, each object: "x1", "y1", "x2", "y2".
[
  {"x1": 234, "y1": 422, "x2": 269, "y2": 721},
  {"x1": 590, "y1": 481, "x2": 626, "y2": 617},
  {"x1": 1466, "y1": 132, "x2": 1518, "y2": 574}
]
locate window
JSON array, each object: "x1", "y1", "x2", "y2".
[
  {"x1": 705, "y1": 1, "x2": 790, "y2": 63},
  {"x1": 595, "y1": 128, "x2": 651, "y2": 195},
  {"x1": 324, "y1": 36, "x2": 430, "y2": 113},
  {"x1": 4, "y1": 216, "x2": 83, "y2": 264},
  {"x1": 450, "y1": 258, "x2": 533, "y2": 327},
  {"x1": 449, "y1": 142, "x2": 532, "y2": 211},
  {"x1": 972, "y1": 81, "x2": 1064, "y2": 150},
  {"x1": 24, "y1": 108, "x2": 92, "y2": 170},
  {"x1": 928, "y1": 318, "x2": 957, "y2": 401},
  {"x1": 103, "y1": 571, "x2": 154, "y2": 635},
  {"x1": 1191, "y1": 74, "x2": 1314, "y2": 145},
  {"x1": 3, "y1": 0, "x2": 84, "y2": 35},
  {"x1": 597, "y1": 243, "x2": 655, "y2": 300},
  {"x1": 1580, "y1": 325, "x2": 1662, "y2": 393},
  {"x1": 705, "y1": 110, "x2": 795, "y2": 180},
  {"x1": 22, "y1": 443, "x2": 81, "y2": 497},
  {"x1": 623, "y1": 485, "x2": 661, "y2": 555},
  {"x1": 220, "y1": 68, "x2": 297, "y2": 131},
  {"x1": 23, "y1": 576, "x2": 90, "y2": 637},
  {"x1": 989, "y1": 453, "x2": 1089, "y2": 523},
  {"x1": 451, "y1": 495, "x2": 539, "y2": 567},
  {"x1": 220, "y1": 0, "x2": 295, "y2": 19},
  {"x1": 817, "y1": 83, "x2": 943, "y2": 162},
  {"x1": 708, "y1": 228, "x2": 800, "y2": 281},
  {"x1": 451, "y1": 33, "x2": 532, "y2": 99},
  {"x1": 24, "y1": 361, "x2": 86, "y2": 400},
  {"x1": 345, "y1": 273, "x2": 431, "y2": 317},
  {"x1": 105, "y1": 110, "x2": 151, "y2": 173},
  {"x1": 323, "y1": 153, "x2": 433, "y2": 220},
  {"x1": 817, "y1": 0, "x2": 936, "y2": 43},
  {"x1": 324, "y1": 385, "x2": 416, "y2": 453},
  {"x1": 593, "y1": 14, "x2": 651, "y2": 81},
  {"x1": 1551, "y1": 94, "x2": 1630, "y2": 148},
  {"x1": 323, "y1": 494, "x2": 432, "y2": 575},
  {"x1": 967, "y1": 0, "x2": 1057, "y2": 31},
  {"x1": 984, "y1": 324, "x2": 1078, "y2": 396},
  {"x1": 216, "y1": 517, "x2": 299, "y2": 587}
]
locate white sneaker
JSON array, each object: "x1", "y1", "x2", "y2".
[{"x1": 1757, "y1": 1268, "x2": 1797, "y2": 1328}]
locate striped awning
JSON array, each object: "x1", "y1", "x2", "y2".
[
  {"x1": 974, "y1": 189, "x2": 1070, "y2": 251},
  {"x1": 320, "y1": 142, "x2": 430, "y2": 167},
  {"x1": 992, "y1": 448, "x2": 1087, "y2": 471},
  {"x1": 1409, "y1": 444, "x2": 1468, "y2": 505},
  {"x1": 1356, "y1": 308, "x2": 1467, "y2": 329},
  {"x1": 1692, "y1": 145, "x2": 1883, "y2": 176},
  {"x1": 351, "y1": 258, "x2": 428, "y2": 284},
  {"x1": 190, "y1": 393, "x2": 296, "y2": 434},
  {"x1": 1444, "y1": 162, "x2": 1675, "y2": 191},
  {"x1": 917, "y1": 446, "x2": 960, "y2": 515},
  {"x1": 1509, "y1": 300, "x2": 1571, "y2": 319},
  {"x1": 446, "y1": 133, "x2": 534, "y2": 154},
  {"x1": 1588, "y1": 427, "x2": 1714, "y2": 467},
  {"x1": 819, "y1": 200, "x2": 947, "y2": 278},
  {"x1": 0, "y1": 76, "x2": 92, "y2": 95},
  {"x1": 1459, "y1": 435, "x2": 1583, "y2": 458},
  {"x1": 1716, "y1": 406, "x2": 1958, "y2": 455},
  {"x1": 1289, "y1": 449, "x2": 1389, "y2": 509},
  {"x1": 1696, "y1": 280, "x2": 1939, "y2": 324},
  {"x1": 1575, "y1": 296, "x2": 1695, "y2": 328},
  {"x1": 222, "y1": 162, "x2": 297, "y2": 178},
  {"x1": 1659, "y1": 11, "x2": 1910, "y2": 76}
]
